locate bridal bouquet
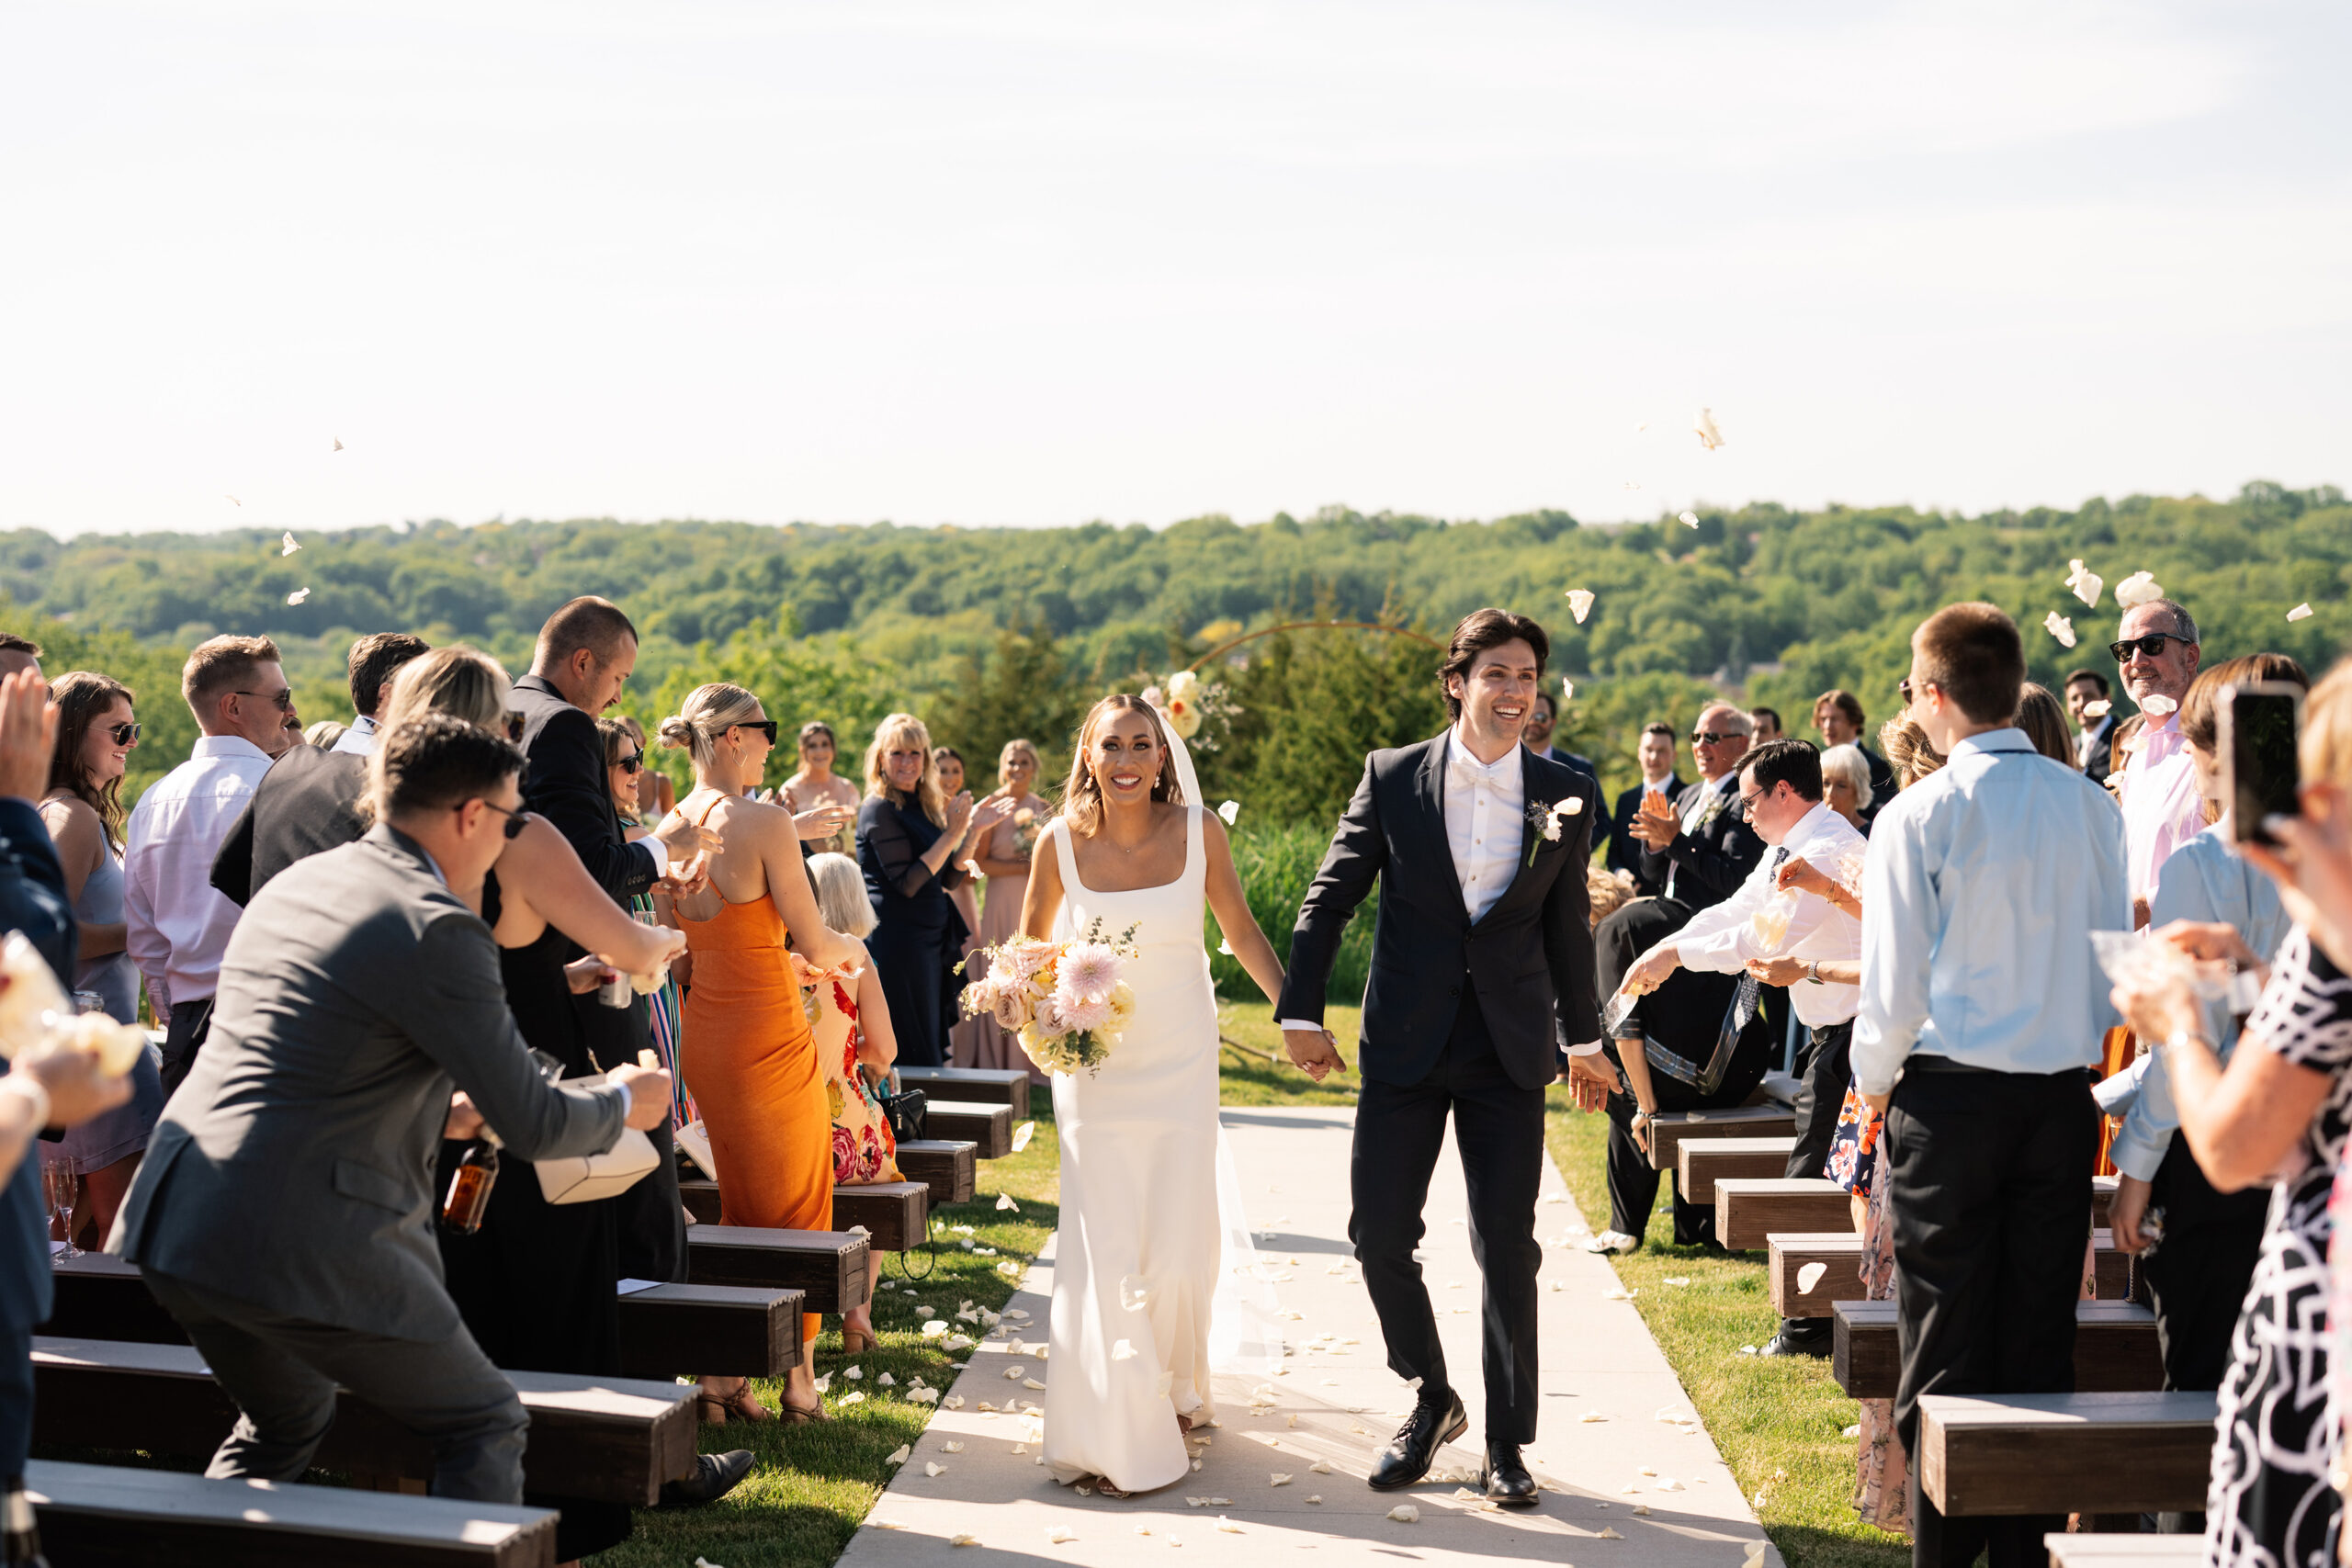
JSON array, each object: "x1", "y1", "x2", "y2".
[{"x1": 960, "y1": 919, "x2": 1140, "y2": 1077}]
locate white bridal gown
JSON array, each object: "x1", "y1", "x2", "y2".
[{"x1": 1042, "y1": 806, "x2": 1280, "y2": 1494}]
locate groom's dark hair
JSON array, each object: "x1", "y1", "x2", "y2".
[{"x1": 1439, "y1": 609, "x2": 1549, "y2": 721}]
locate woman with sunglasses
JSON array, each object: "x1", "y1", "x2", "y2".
[
  {"x1": 597, "y1": 716, "x2": 694, "y2": 1132},
  {"x1": 38, "y1": 671, "x2": 168, "y2": 1248}
]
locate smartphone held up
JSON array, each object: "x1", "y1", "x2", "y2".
[{"x1": 2223, "y1": 682, "x2": 2304, "y2": 847}]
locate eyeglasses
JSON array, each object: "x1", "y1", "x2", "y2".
[
  {"x1": 616, "y1": 750, "x2": 644, "y2": 775},
  {"x1": 1897, "y1": 677, "x2": 1915, "y2": 706},
  {"x1": 233, "y1": 689, "x2": 295, "y2": 711},
  {"x1": 1690, "y1": 731, "x2": 1741, "y2": 745},
  {"x1": 1736, "y1": 787, "x2": 1766, "y2": 818},
  {"x1": 465, "y1": 799, "x2": 535, "y2": 840},
  {"x1": 731, "y1": 720, "x2": 780, "y2": 743},
  {"x1": 2109, "y1": 632, "x2": 2186, "y2": 663},
  {"x1": 107, "y1": 722, "x2": 141, "y2": 746}
]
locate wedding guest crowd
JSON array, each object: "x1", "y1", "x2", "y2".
[
  {"x1": 1813, "y1": 688, "x2": 1897, "y2": 823},
  {"x1": 1604, "y1": 722, "x2": 1682, "y2": 896},
  {"x1": 2066, "y1": 667, "x2": 2118, "y2": 775}
]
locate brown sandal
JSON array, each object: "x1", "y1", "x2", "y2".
[
  {"x1": 779, "y1": 1401, "x2": 831, "y2": 1425},
  {"x1": 841, "y1": 1324, "x2": 877, "y2": 1355},
  {"x1": 697, "y1": 1381, "x2": 776, "y2": 1425}
]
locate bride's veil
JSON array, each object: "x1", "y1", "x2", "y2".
[{"x1": 1159, "y1": 712, "x2": 1288, "y2": 1379}]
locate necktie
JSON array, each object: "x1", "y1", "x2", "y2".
[{"x1": 1727, "y1": 847, "x2": 1793, "y2": 1034}]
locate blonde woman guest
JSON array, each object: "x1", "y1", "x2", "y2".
[
  {"x1": 302, "y1": 719, "x2": 348, "y2": 750},
  {"x1": 782, "y1": 721, "x2": 860, "y2": 855},
  {"x1": 658, "y1": 683, "x2": 861, "y2": 1423},
  {"x1": 599, "y1": 716, "x2": 695, "y2": 1131},
  {"x1": 39, "y1": 671, "x2": 167, "y2": 1247},
  {"x1": 798, "y1": 852, "x2": 904, "y2": 1353},
  {"x1": 949, "y1": 739, "x2": 1054, "y2": 1079},
  {"x1": 858, "y1": 715, "x2": 1007, "y2": 1068},
  {"x1": 933, "y1": 747, "x2": 984, "y2": 949},
  {"x1": 1817, "y1": 744, "x2": 1874, "y2": 835}
]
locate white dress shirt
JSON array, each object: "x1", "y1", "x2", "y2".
[
  {"x1": 1851, "y1": 728, "x2": 2131, "y2": 1095},
  {"x1": 1672, "y1": 801, "x2": 1868, "y2": 1029},
  {"x1": 2115, "y1": 712, "x2": 2206, "y2": 904},
  {"x1": 330, "y1": 714, "x2": 379, "y2": 756},
  {"x1": 2075, "y1": 714, "x2": 2115, "y2": 772},
  {"x1": 1442, "y1": 730, "x2": 1525, "y2": 924},
  {"x1": 123, "y1": 734, "x2": 277, "y2": 1011}
]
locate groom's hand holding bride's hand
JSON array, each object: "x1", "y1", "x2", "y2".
[
  {"x1": 1561, "y1": 1052, "x2": 1618, "y2": 1112},
  {"x1": 1281, "y1": 1026, "x2": 1347, "y2": 1083}
]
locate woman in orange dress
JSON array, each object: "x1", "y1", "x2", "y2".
[{"x1": 657, "y1": 682, "x2": 863, "y2": 1425}]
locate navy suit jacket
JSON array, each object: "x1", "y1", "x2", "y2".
[
  {"x1": 0, "y1": 797, "x2": 76, "y2": 1333},
  {"x1": 1637, "y1": 773, "x2": 1767, "y2": 912},
  {"x1": 1605, "y1": 775, "x2": 1683, "y2": 895}
]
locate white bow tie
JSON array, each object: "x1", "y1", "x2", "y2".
[{"x1": 1451, "y1": 752, "x2": 1509, "y2": 784}]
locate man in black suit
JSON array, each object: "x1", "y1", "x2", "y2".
[
  {"x1": 1277, "y1": 609, "x2": 1605, "y2": 1509},
  {"x1": 2064, "y1": 668, "x2": 2116, "y2": 778},
  {"x1": 0, "y1": 667, "x2": 136, "y2": 1565},
  {"x1": 1605, "y1": 722, "x2": 1683, "y2": 896},
  {"x1": 1626, "y1": 704, "x2": 1765, "y2": 914},
  {"x1": 506, "y1": 598, "x2": 689, "y2": 1285}
]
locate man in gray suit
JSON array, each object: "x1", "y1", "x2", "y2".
[{"x1": 111, "y1": 714, "x2": 675, "y2": 1503}]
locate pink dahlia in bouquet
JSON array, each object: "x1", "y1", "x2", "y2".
[{"x1": 958, "y1": 919, "x2": 1139, "y2": 1076}]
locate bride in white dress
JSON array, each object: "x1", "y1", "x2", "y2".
[{"x1": 1019, "y1": 694, "x2": 1321, "y2": 1495}]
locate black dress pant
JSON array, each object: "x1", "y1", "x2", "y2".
[
  {"x1": 1887, "y1": 1058, "x2": 2098, "y2": 1568},
  {"x1": 1351, "y1": 992, "x2": 1545, "y2": 1442},
  {"x1": 1786, "y1": 1021, "x2": 1853, "y2": 1181},
  {"x1": 158, "y1": 997, "x2": 215, "y2": 1100}
]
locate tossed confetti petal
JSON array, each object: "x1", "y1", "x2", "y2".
[
  {"x1": 1388, "y1": 1505, "x2": 1420, "y2": 1523},
  {"x1": 1679, "y1": 510, "x2": 1700, "y2": 527},
  {"x1": 1217, "y1": 1518, "x2": 1245, "y2": 1534},
  {"x1": 1112, "y1": 1339, "x2": 1137, "y2": 1361},
  {"x1": 2044, "y1": 611, "x2": 2076, "y2": 648},
  {"x1": 876, "y1": 1371, "x2": 894, "y2": 1387},
  {"x1": 1579, "y1": 1410, "x2": 1610, "y2": 1423},
  {"x1": 1218, "y1": 799, "x2": 1240, "y2": 825},
  {"x1": 2289, "y1": 603, "x2": 2313, "y2": 623},
  {"x1": 839, "y1": 1391, "x2": 865, "y2": 1405},
  {"x1": 2083, "y1": 699, "x2": 2113, "y2": 719},
  {"x1": 1025, "y1": 1377, "x2": 1047, "y2": 1390},
  {"x1": 1012, "y1": 1121, "x2": 1036, "y2": 1153},
  {"x1": 925, "y1": 1462, "x2": 946, "y2": 1477},
  {"x1": 2113, "y1": 570, "x2": 2164, "y2": 609},
  {"x1": 996, "y1": 1193, "x2": 1019, "y2": 1212},
  {"x1": 1272, "y1": 1473, "x2": 1293, "y2": 1486},
  {"x1": 1796, "y1": 1262, "x2": 1827, "y2": 1294},
  {"x1": 1308, "y1": 1460, "x2": 1332, "y2": 1473},
  {"x1": 1597, "y1": 1527, "x2": 1623, "y2": 1539},
  {"x1": 2142, "y1": 693, "x2": 2178, "y2": 716},
  {"x1": 281, "y1": 532, "x2": 300, "y2": 556},
  {"x1": 950, "y1": 1534, "x2": 980, "y2": 1547},
  {"x1": 886, "y1": 1444, "x2": 910, "y2": 1464},
  {"x1": 1566, "y1": 588, "x2": 1596, "y2": 623},
  {"x1": 287, "y1": 588, "x2": 310, "y2": 605},
  {"x1": 1692, "y1": 409, "x2": 1724, "y2": 450},
  {"x1": 1663, "y1": 1277, "x2": 1690, "y2": 1287},
  {"x1": 842, "y1": 1366, "x2": 862, "y2": 1380},
  {"x1": 1048, "y1": 1527, "x2": 1078, "y2": 1544}
]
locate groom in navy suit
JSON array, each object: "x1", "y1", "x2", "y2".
[{"x1": 1277, "y1": 608, "x2": 1605, "y2": 1507}]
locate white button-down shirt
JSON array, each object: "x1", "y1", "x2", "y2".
[
  {"x1": 1673, "y1": 801, "x2": 1868, "y2": 1029},
  {"x1": 1851, "y1": 728, "x2": 2131, "y2": 1095},
  {"x1": 1442, "y1": 729, "x2": 1525, "y2": 924},
  {"x1": 330, "y1": 714, "x2": 379, "y2": 756},
  {"x1": 123, "y1": 734, "x2": 277, "y2": 1011},
  {"x1": 2116, "y1": 712, "x2": 2206, "y2": 903}
]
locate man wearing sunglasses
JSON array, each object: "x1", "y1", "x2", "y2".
[
  {"x1": 125, "y1": 635, "x2": 300, "y2": 1096},
  {"x1": 1625, "y1": 704, "x2": 1767, "y2": 913},
  {"x1": 2109, "y1": 598, "x2": 2205, "y2": 924}
]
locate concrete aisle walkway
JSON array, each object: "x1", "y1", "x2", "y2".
[{"x1": 838, "y1": 1104, "x2": 1774, "y2": 1568}]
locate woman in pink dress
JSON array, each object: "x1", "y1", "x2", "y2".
[{"x1": 948, "y1": 739, "x2": 1053, "y2": 1080}]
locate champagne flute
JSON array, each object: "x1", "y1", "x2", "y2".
[{"x1": 44, "y1": 1156, "x2": 79, "y2": 1259}]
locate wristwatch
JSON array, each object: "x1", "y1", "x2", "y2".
[{"x1": 1804, "y1": 960, "x2": 1826, "y2": 986}]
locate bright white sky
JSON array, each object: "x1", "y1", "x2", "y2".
[{"x1": 3, "y1": 1, "x2": 2345, "y2": 537}]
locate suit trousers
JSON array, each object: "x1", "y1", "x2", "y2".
[
  {"x1": 0, "y1": 1323, "x2": 28, "y2": 1481},
  {"x1": 1886, "y1": 1059, "x2": 2098, "y2": 1568},
  {"x1": 1351, "y1": 990, "x2": 1545, "y2": 1442},
  {"x1": 1785, "y1": 1021, "x2": 1854, "y2": 1182},
  {"x1": 157, "y1": 998, "x2": 215, "y2": 1101},
  {"x1": 141, "y1": 1269, "x2": 530, "y2": 1502},
  {"x1": 2138, "y1": 1129, "x2": 2268, "y2": 1394}
]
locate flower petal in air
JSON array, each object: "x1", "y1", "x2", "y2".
[
  {"x1": 1566, "y1": 589, "x2": 1595, "y2": 624},
  {"x1": 1218, "y1": 799, "x2": 1240, "y2": 825},
  {"x1": 2044, "y1": 611, "x2": 2076, "y2": 648},
  {"x1": 2113, "y1": 570, "x2": 2164, "y2": 609},
  {"x1": 1012, "y1": 1122, "x2": 1035, "y2": 1153},
  {"x1": 1692, "y1": 408, "x2": 1724, "y2": 450},
  {"x1": 287, "y1": 588, "x2": 310, "y2": 605},
  {"x1": 1678, "y1": 510, "x2": 1700, "y2": 527},
  {"x1": 2289, "y1": 603, "x2": 2313, "y2": 623},
  {"x1": 281, "y1": 532, "x2": 300, "y2": 555}
]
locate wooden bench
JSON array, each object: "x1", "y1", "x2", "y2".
[
  {"x1": 895, "y1": 1138, "x2": 978, "y2": 1205},
  {"x1": 899, "y1": 1066, "x2": 1031, "y2": 1120},
  {"x1": 923, "y1": 1101, "x2": 1015, "y2": 1158},
  {"x1": 43, "y1": 1254, "x2": 802, "y2": 1378},
  {"x1": 686, "y1": 1224, "x2": 870, "y2": 1311},
  {"x1": 1769, "y1": 1230, "x2": 2132, "y2": 1317},
  {"x1": 1833, "y1": 1299, "x2": 2163, "y2": 1398},
  {"x1": 31, "y1": 1338, "x2": 697, "y2": 1506},
  {"x1": 25, "y1": 1458, "x2": 559, "y2": 1566},
  {"x1": 1645, "y1": 1103, "x2": 1797, "y2": 1175},
  {"x1": 1678, "y1": 1136, "x2": 1796, "y2": 1204},
  {"x1": 1917, "y1": 1391, "x2": 2216, "y2": 1517},
  {"x1": 678, "y1": 1179, "x2": 928, "y2": 1251},
  {"x1": 1715, "y1": 1178, "x2": 1850, "y2": 1250},
  {"x1": 2045, "y1": 1534, "x2": 2203, "y2": 1568}
]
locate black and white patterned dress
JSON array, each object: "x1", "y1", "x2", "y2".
[{"x1": 2207, "y1": 928, "x2": 2352, "y2": 1568}]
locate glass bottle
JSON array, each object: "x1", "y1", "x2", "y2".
[{"x1": 440, "y1": 1141, "x2": 499, "y2": 1235}]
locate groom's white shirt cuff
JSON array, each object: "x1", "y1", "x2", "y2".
[
  {"x1": 1565, "y1": 1038, "x2": 1603, "y2": 1056},
  {"x1": 1280, "y1": 1020, "x2": 1605, "y2": 1058},
  {"x1": 1278, "y1": 1019, "x2": 1322, "y2": 1034}
]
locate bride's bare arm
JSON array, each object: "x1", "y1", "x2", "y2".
[
  {"x1": 1020, "y1": 826, "x2": 1064, "y2": 941},
  {"x1": 1202, "y1": 814, "x2": 1285, "y2": 1005},
  {"x1": 496, "y1": 815, "x2": 680, "y2": 973}
]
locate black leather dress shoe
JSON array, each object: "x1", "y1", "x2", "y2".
[
  {"x1": 1485, "y1": 1441, "x2": 1539, "y2": 1507},
  {"x1": 660, "y1": 1449, "x2": 756, "y2": 1506},
  {"x1": 1758, "y1": 1329, "x2": 1831, "y2": 1359},
  {"x1": 1369, "y1": 1390, "x2": 1468, "y2": 1491}
]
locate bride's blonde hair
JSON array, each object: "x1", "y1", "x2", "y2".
[{"x1": 1062, "y1": 694, "x2": 1182, "y2": 837}]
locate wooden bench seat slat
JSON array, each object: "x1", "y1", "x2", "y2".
[
  {"x1": 2045, "y1": 1534, "x2": 2205, "y2": 1568},
  {"x1": 686, "y1": 1224, "x2": 869, "y2": 1311},
  {"x1": 895, "y1": 1066, "x2": 1031, "y2": 1120},
  {"x1": 1644, "y1": 1103, "x2": 1797, "y2": 1174},
  {"x1": 1676, "y1": 1136, "x2": 1796, "y2": 1204},
  {"x1": 1918, "y1": 1391, "x2": 2218, "y2": 1517},
  {"x1": 1769, "y1": 1230, "x2": 2131, "y2": 1317},
  {"x1": 31, "y1": 1339, "x2": 696, "y2": 1506},
  {"x1": 923, "y1": 1100, "x2": 1015, "y2": 1159},
  {"x1": 1834, "y1": 1299, "x2": 2162, "y2": 1398},
  {"x1": 894, "y1": 1139, "x2": 978, "y2": 1205},
  {"x1": 681, "y1": 1181, "x2": 928, "y2": 1251},
  {"x1": 25, "y1": 1458, "x2": 558, "y2": 1567}
]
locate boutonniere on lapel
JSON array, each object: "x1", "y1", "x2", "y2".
[{"x1": 1524, "y1": 795, "x2": 1584, "y2": 867}]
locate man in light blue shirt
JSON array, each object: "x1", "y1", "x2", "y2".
[{"x1": 1852, "y1": 603, "x2": 2130, "y2": 1568}]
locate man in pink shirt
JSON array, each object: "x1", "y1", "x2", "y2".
[{"x1": 2109, "y1": 597, "x2": 2205, "y2": 926}]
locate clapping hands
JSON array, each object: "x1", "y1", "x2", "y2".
[{"x1": 1626, "y1": 792, "x2": 1679, "y2": 850}]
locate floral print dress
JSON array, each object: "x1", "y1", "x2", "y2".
[{"x1": 810, "y1": 966, "x2": 901, "y2": 1185}]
